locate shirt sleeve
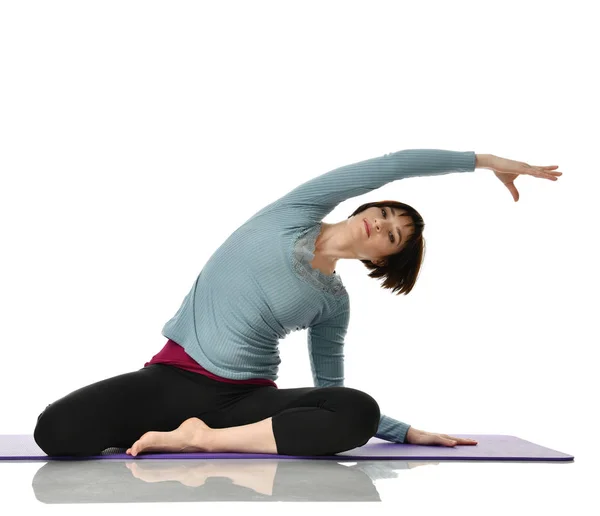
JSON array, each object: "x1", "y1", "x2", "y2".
[
  {"x1": 273, "y1": 149, "x2": 477, "y2": 226},
  {"x1": 307, "y1": 300, "x2": 412, "y2": 444},
  {"x1": 306, "y1": 302, "x2": 349, "y2": 388}
]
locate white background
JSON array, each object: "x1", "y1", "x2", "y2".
[{"x1": 1, "y1": 0, "x2": 598, "y2": 513}]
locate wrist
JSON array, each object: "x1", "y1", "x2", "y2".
[
  {"x1": 475, "y1": 154, "x2": 494, "y2": 169},
  {"x1": 406, "y1": 426, "x2": 419, "y2": 443}
]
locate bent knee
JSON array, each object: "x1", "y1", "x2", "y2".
[
  {"x1": 34, "y1": 404, "x2": 64, "y2": 456},
  {"x1": 334, "y1": 387, "x2": 381, "y2": 436},
  {"x1": 352, "y1": 389, "x2": 381, "y2": 430},
  {"x1": 34, "y1": 404, "x2": 87, "y2": 457}
]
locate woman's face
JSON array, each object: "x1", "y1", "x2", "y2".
[{"x1": 353, "y1": 206, "x2": 414, "y2": 265}]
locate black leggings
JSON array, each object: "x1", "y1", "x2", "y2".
[{"x1": 34, "y1": 364, "x2": 380, "y2": 457}]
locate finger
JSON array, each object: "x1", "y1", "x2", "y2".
[
  {"x1": 537, "y1": 169, "x2": 561, "y2": 179},
  {"x1": 438, "y1": 436, "x2": 457, "y2": 446},
  {"x1": 526, "y1": 166, "x2": 562, "y2": 180},
  {"x1": 444, "y1": 435, "x2": 478, "y2": 444},
  {"x1": 454, "y1": 438, "x2": 478, "y2": 445},
  {"x1": 506, "y1": 182, "x2": 519, "y2": 202}
]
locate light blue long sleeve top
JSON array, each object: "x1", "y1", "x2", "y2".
[{"x1": 162, "y1": 149, "x2": 477, "y2": 443}]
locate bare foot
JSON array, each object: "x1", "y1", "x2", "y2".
[{"x1": 126, "y1": 417, "x2": 212, "y2": 457}]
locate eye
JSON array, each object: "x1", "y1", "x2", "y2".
[{"x1": 381, "y1": 208, "x2": 394, "y2": 243}]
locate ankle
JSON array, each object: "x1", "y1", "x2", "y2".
[
  {"x1": 179, "y1": 417, "x2": 215, "y2": 453},
  {"x1": 202, "y1": 428, "x2": 218, "y2": 453}
]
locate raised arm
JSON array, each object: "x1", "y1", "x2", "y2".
[{"x1": 272, "y1": 149, "x2": 478, "y2": 226}]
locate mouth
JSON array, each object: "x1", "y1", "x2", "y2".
[{"x1": 364, "y1": 219, "x2": 370, "y2": 237}]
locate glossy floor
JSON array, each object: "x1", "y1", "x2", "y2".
[{"x1": 0, "y1": 455, "x2": 593, "y2": 514}]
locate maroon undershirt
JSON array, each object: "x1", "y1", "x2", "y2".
[{"x1": 144, "y1": 339, "x2": 278, "y2": 388}]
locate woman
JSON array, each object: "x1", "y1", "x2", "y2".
[{"x1": 33, "y1": 149, "x2": 561, "y2": 458}]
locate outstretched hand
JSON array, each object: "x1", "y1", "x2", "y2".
[
  {"x1": 487, "y1": 155, "x2": 563, "y2": 202},
  {"x1": 405, "y1": 427, "x2": 478, "y2": 447}
]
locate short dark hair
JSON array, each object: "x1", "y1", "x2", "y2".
[{"x1": 348, "y1": 200, "x2": 425, "y2": 296}]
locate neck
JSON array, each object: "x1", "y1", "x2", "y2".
[{"x1": 314, "y1": 221, "x2": 358, "y2": 267}]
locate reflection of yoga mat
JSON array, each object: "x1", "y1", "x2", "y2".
[{"x1": 0, "y1": 435, "x2": 573, "y2": 461}]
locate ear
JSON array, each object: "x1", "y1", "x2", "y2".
[{"x1": 373, "y1": 258, "x2": 387, "y2": 267}]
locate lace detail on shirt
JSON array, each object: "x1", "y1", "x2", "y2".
[{"x1": 291, "y1": 223, "x2": 346, "y2": 297}]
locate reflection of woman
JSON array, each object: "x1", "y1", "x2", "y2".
[
  {"x1": 34, "y1": 458, "x2": 427, "y2": 502},
  {"x1": 33, "y1": 150, "x2": 561, "y2": 458}
]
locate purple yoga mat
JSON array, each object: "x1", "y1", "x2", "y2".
[{"x1": 0, "y1": 434, "x2": 573, "y2": 461}]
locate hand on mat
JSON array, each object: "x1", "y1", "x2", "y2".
[
  {"x1": 405, "y1": 427, "x2": 478, "y2": 447},
  {"x1": 487, "y1": 155, "x2": 562, "y2": 203}
]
